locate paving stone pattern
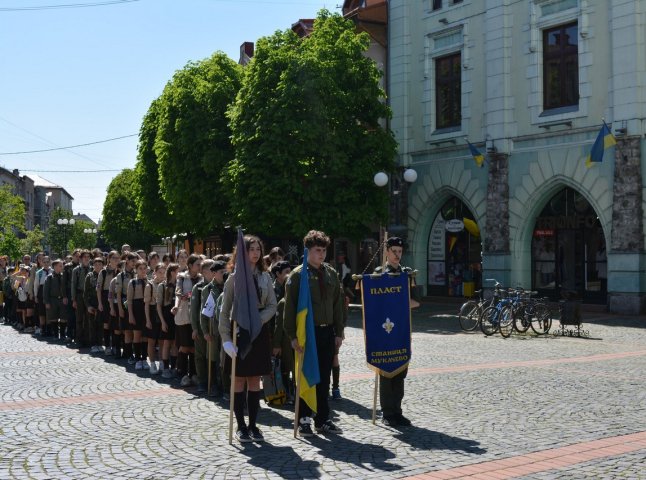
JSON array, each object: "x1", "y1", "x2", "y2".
[{"x1": 0, "y1": 304, "x2": 645, "y2": 479}]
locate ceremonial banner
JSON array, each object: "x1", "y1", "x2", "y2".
[{"x1": 361, "y1": 272, "x2": 412, "y2": 378}]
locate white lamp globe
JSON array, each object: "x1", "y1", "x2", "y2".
[
  {"x1": 403, "y1": 168, "x2": 418, "y2": 183},
  {"x1": 57, "y1": 218, "x2": 64, "y2": 225},
  {"x1": 373, "y1": 172, "x2": 388, "y2": 187},
  {"x1": 69, "y1": 218, "x2": 76, "y2": 225}
]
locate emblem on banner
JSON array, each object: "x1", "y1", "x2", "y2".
[{"x1": 382, "y1": 318, "x2": 394, "y2": 334}]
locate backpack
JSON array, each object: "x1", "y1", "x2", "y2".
[
  {"x1": 263, "y1": 356, "x2": 286, "y2": 406},
  {"x1": 17, "y1": 285, "x2": 28, "y2": 302}
]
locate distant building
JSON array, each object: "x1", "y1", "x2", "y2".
[
  {"x1": 0, "y1": 166, "x2": 35, "y2": 232},
  {"x1": 239, "y1": 41, "x2": 254, "y2": 66},
  {"x1": 291, "y1": 18, "x2": 314, "y2": 38},
  {"x1": 29, "y1": 174, "x2": 74, "y2": 231},
  {"x1": 72, "y1": 212, "x2": 97, "y2": 227}
]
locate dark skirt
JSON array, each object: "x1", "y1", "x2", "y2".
[
  {"x1": 145, "y1": 304, "x2": 160, "y2": 340},
  {"x1": 175, "y1": 324, "x2": 193, "y2": 348},
  {"x1": 160, "y1": 305, "x2": 175, "y2": 340},
  {"x1": 130, "y1": 298, "x2": 145, "y2": 332},
  {"x1": 224, "y1": 322, "x2": 271, "y2": 378}
]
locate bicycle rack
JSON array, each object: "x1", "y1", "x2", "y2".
[{"x1": 554, "y1": 300, "x2": 590, "y2": 338}]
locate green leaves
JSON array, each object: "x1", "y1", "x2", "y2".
[
  {"x1": 226, "y1": 11, "x2": 396, "y2": 239},
  {"x1": 0, "y1": 185, "x2": 26, "y2": 236},
  {"x1": 102, "y1": 169, "x2": 158, "y2": 250}
]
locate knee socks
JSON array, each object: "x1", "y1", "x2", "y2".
[
  {"x1": 170, "y1": 355, "x2": 177, "y2": 370},
  {"x1": 133, "y1": 342, "x2": 141, "y2": 361},
  {"x1": 332, "y1": 366, "x2": 340, "y2": 390},
  {"x1": 247, "y1": 390, "x2": 261, "y2": 428},
  {"x1": 177, "y1": 352, "x2": 187, "y2": 376},
  {"x1": 103, "y1": 329, "x2": 111, "y2": 348},
  {"x1": 186, "y1": 353, "x2": 195, "y2": 376},
  {"x1": 140, "y1": 342, "x2": 147, "y2": 360},
  {"x1": 234, "y1": 391, "x2": 246, "y2": 430}
]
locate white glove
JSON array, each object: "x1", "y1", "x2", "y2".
[{"x1": 223, "y1": 341, "x2": 238, "y2": 359}]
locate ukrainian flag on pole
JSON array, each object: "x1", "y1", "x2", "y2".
[
  {"x1": 296, "y1": 248, "x2": 320, "y2": 413},
  {"x1": 467, "y1": 140, "x2": 485, "y2": 167},
  {"x1": 586, "y1": 121, "x2": 616, "y2": 168}
]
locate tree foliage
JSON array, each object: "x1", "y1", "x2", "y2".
[
  {"x1": 102, "y1": 169, "x2": 158, "y2": 250},
  {"x1": 0, "y1": 231, "x2": 21, "y2": 260},
  {"x1": 20, "y1": 225, "x2": 45, "y2": 256},
  {"x1": 134, "y1": 98, "x2": 178, "y2": 236},
  {"x1": 226, "y1": 10, "x2": 397, "y2": 239},
  {"x1": 153, "y1": 52, "x2": 242, "y2": 237},
  {"x1": 0, "y1": 184, "x2": 26, "y2": 236}
]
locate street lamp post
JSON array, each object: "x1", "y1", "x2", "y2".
[
  {"x1": 373, "y1": 167, "x2": 418, "y2": 250},
  {"x1": 83, "y1": 228, "x2": 97, "y2": 249},
  {"x1": 56, "y1": 218, "x2": 76, "y2": 257}
]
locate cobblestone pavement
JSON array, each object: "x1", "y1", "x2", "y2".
[{"x1": 0, "y1": 304, "x2": 645, "y2": 479}]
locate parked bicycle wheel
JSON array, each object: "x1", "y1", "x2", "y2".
[
  {"x1": 499, "y1": 305, "x2": 514, "y2": 338},
  {"x1": 480, "y1": 306, "x2": 500, "y2": 336},
  {"x1": 513, "y1": 304, "x2": 532, "y2": 333},
  {"x1": 459, "y1": 300, "x2": 481, "y2": 331},
  {"x1": 530, "y1": 304, "x2": 552, "y2": 335}
]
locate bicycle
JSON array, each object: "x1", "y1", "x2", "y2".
[{"x1": 458, "y1": 279, "x2": 504, "y2": 331}]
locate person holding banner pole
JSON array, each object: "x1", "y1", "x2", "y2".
[
  {"x1": 373, "y1": 236, "x2": 420, "y2": 427},
  {"x1": 284, "y1": 230, "x2": 344, "y2": 437},
  {"x1": 219, "y1": 233, "x2": 277, "y2": 443}
]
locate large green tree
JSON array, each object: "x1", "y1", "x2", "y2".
[
  {"x1": 102, "y1": 169, "x2": 158, "y2": 250},
  {"x1": 46, "y1": 207, "x2": 74, "y2": 256},
  {"x1": 20, "y1": 225, "x2": 45, "y2": 255},
  {"x1": 226, "y1": 10, "x2": 397, "y2": 239},
  {"x1": 153, "y1": 52, "x2": 242, "y2": 239},
  {"x1": 0, "y1": 184, "x2": 26, "y2": 236}
]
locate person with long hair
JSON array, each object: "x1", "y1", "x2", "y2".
[
  {"x1": 219, "y1": 235, "x2": 277, "y2": 443},
  {"x1": 172, "y1": 254, "x2": 202, "y2": 386},
  {"x1": 157, "y1": 263, "x2": 179, "y2": 378},
  {"x1": 145, "y1": 263, "x2": 166, "y2": 375},
  {"x1": 127, "y1": 259, "x2": 149, "y2": 370}
]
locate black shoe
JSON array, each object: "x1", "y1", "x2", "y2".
[
  {"x1": 249, "y1": 426, "x2": 265, "y2": 442},
  {"x1": 382, "y1": 416, "x2": 398, "y2": 427},
  {"x1": 396, "y1": 414, "x2": 412, "y2": 426},
  {"x1": 222, "y1": 392, "x2": 230, "y2": 402},
  {"x1": 235, "y1": 427, "x2": 252, "y2": 443},
  {"x1": 315, "y1": 420, "x2": 342, "y2": 434},
  {"x1": 197, "y1": 383, "x2": 207, "y2": 393},
  {"x1": 298, "y1": 421, "x2": 314, "y2": 437}
]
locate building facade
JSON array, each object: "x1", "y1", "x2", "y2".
[{"x1": 389, "y1": 0, "x2": 646, "y2": 313}]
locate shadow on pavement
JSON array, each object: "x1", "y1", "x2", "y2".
[
  {"x1": 237, "y1": 442, "x2": 321, "y2": 479},
  {"x1": 391, "y1": 425, "x2": 487, "y2": 455},
  {"x1": 305, "y1": 433, "x2": 402, "y2": 475}
]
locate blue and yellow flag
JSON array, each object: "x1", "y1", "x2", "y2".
[
  {"x1": 586, "y1": 122, "x2": 616, "y2": 168},
  {"x1": 467, "y1": 140, "x2": 485, "y2": 167},
  {"x1": 296, "y1": 248, "x2": 320, "y2": 412}
]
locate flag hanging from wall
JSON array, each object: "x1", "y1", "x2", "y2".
[
  {"x1": 467, "y1": 140, "x2": 485, "y2": 167},
  {"x1": 586, "y1": 122, "x2": 616, "y2": 168}
]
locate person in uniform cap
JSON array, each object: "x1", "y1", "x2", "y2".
[
  {"x1": 373, "y1": 236, "x2": 419, "y2": 427},
  {"x1": 190, "y1": 259, "x2": 215, "y2": 392},
  {"x1": 201, "y1": 260, "x2": 227, "y2": 397}
]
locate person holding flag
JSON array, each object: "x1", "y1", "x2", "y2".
[
  {"x1": 219, "y1": 232, "x2": 277, "y2": 443},
  {"x1": 284, "y1": 230, "x2": 344, "y2": 437}
]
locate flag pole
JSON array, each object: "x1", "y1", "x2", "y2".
[
  {"x1": 228, "y1": 320, "x2": 238, "y2": 445},
  {"x1": 207, "y1": 318, "x2": 213, "y2": 396},
  {"x1": 293, "y1": 350, "x2": 304, "y2": 438},
  {"x1": 372, "y1": 372, "x2": 379, "y2": 425}
]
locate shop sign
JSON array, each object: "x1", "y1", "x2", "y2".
[
  {"x1": 445, "y1": 219, "x2": 465, "y2": 233},
  {"x1": 428, "y1": 216, "x2": 446, "y2": 260},
  {"x1": 534, "y1": 229, "x2": 555, "y2": 237}
]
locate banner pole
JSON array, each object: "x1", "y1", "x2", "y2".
[
  {"x1": 372, "y1": 372, "x2": 379, "y2": 425},
  {"x1": 293, "y1": 350, "x2": 304, "y2": 438},
  {"x1": 228, "y1": 320, "x2": 238, "y2": 445}
]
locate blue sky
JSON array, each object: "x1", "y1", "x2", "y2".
[{"x1": 0, "y1": 0, "x2": 337, "y2": 222}]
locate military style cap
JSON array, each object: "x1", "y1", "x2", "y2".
[
  {"x1": 271, "y1": 260, "x2": 291, "y2": 275},
  {"x1": 210, "y1": 260, "x2": 227, "y2": 272},
  {"x1": 386, "y1": 236, "x2": 404, "y2": 248}
]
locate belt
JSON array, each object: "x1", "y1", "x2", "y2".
[{"x1": 316, "y1": 324, "x2": 333, "y2": 328}]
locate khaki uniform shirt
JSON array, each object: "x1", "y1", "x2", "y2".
[{"x1": 282, "y1": 262, "x2": 344, "y2": 341}]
